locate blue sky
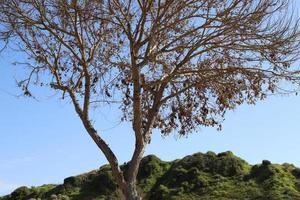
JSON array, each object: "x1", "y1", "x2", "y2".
[{"x1": 1, "y1": 5, "x2": 300, "y2": 196}]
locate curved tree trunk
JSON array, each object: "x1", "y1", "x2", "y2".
[
  {"x1": 81, "y1": 117, "x2": 144, "y2": 200},
  {"x1": 70, "y1": 92, "x2": 145, "y2": 199}
]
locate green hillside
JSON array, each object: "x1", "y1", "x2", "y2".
[{"x1": 2, "y1": 151, "x2": 300, "y2": 200}]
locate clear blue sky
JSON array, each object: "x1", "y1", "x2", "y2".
[{"x1": 1, "y1": 9, "x2": 300, "y2": 197}]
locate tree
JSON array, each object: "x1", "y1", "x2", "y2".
[{"x1": 1, "y1": 0, "x2": 300, "y2": 199}]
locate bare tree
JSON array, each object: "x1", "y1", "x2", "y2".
[{"x1": 1, "y1": 0, "x2": 300, "y2": 199}]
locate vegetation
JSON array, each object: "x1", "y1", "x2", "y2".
[
  {"x1": 2, "y1": 151, "x2": 300, "y2": 200},
  {"x1": 1, "y1": 1, "x2": 300, "y2": 198}
]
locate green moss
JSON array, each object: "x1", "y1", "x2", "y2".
[
  {"x1": 10, "y1": 186, "x2": 31, "y2": 200},
  {"x1": 137, "y1": 154, "x2": 170, "y2": 193},
  {"x1": 292, "y1": 168, "x2": 300, "y2": 178},
  {"x1": 2, "y1": 151, "x2": 300, "y2": 200}
]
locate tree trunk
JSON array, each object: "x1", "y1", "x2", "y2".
[
  {"x1": 121, "y1": 145, "x2": 145, "y2": 200},
  {"x1": 124, "y1": 183, "x2": 142, "y2": 200}
]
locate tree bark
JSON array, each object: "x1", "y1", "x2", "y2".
[
  {"x1": 68, "y1": 79, "x2": 145, "y2": 199},
  {"x1": 124, "y1": 183, "x2": 142, "y2": 200},
  {"x1": 126, "y1": 142, "x2": 145, "y2": 199},
  {"x1": 124, "y1": 35, "x2": 145, "y2": 199},
  {"x1": 83, "y1": 120, "x2": 144, "y2": 200}
]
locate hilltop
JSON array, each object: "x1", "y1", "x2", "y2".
[{"x1": 2, "y1": 151, "x2": 300, "y2": 200}]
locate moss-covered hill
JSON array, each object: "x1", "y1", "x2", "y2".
[{"x1": 2, "y1": 151, "x2": 300, "y2": 200}]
